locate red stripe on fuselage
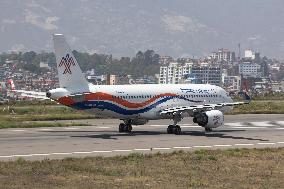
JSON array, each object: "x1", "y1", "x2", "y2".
[
  {"x1": 85, "y1": 92, "x2": 177, "y2": 108},
  {"x1": 57, "y1": 92, "x2": 177, "y2": 108}
]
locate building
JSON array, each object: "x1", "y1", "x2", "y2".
[
  {"x1": 158, "y1": 55, "x2": 173, "y2": 65},
  {"x1": 239, "y1": 62, "x2": 261, "y2": 78},
  {"x1": 244, "y1": 49, "x2": 255, "y2": 59},
  {"x1": 223, "y1": 76, "x2": 241, "y2": 92},
  {"x1": 191, "y1": 64, "x2": 222, "y2": 86},
  {"x1": 106, "y1": 74, "x2": 117, "y2": 85},
  {"x1": 159, "y1": 62, "x2": 193, "y2": 84},
  {"x1": 211, "y1": 48, "x2": 235, "y2": 62}
]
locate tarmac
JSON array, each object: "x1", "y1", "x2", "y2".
[{"x1": 0, "y1": 114, "x2": 283, "y2": 161}]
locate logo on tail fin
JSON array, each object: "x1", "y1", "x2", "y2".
[{"x1": 59, "y1": 54, "x2": 76, "y2": 74}]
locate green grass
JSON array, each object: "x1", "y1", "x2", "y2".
[
  {"x1": 231, "y1": 100, "x2": 284, "y2": 114},
  {"x1": 0, "y1": 121, "x2": 88, "y2": 129},
  {"x1": 0, "y1": 148, "x2": 283, "y2": 189}
]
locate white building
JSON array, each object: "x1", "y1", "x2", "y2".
[
  {"x1": 244, "y1": 49, "x2": 255, "y2": 59},
  {"x1": 239, "y1": 62, "x2": 261, "y2": 78},
  {"x1": 159, "y1": 62, "x2": 193, "y2": 84},
  {"x1": 211, "y1": 48, "x2": 235, "y2": 62}
]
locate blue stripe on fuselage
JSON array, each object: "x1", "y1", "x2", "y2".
[{"x1": 72, "y1": 96, "x2": 201, "y2": 115}]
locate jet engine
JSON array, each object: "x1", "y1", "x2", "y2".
[{"x1": 193, "y1": 110, "x2": 224, "y2": 128}]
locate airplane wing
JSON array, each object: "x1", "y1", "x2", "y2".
[
  {"x1": 12, "y1": 90, "x2": 49, "y2": 100},
  {"x1": 160, "y1": 92, "x2": 251, "y2": 116}
]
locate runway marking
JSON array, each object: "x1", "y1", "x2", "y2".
[
  {"x1": 11, "y1": 130, "x2": 26, "y2": 132},
  {"x1": 276, "y1": 128, "x2": 284, "y2": 130},
  {"x1": 39, "y1": 128, "x2": 53, "y2": 131},
  {"x1": 225, "y1": 122, "x2": 245, "y2": 127},
  {"x1": 1, "y1": 141, "x2": 284, "y2": 159},
  {"x1": 257, "y1": 143, "x2": 275, "y2": 145},
  {"x1": 98, "y1": 127, "x2": 110, "y2": 129},
  {"x1": 134, "y1": 148, "x2": 151, "y2": 151},
  {"x1": 52, "y1": 152, "x2": 72, "y2": 155},
  {"x1": 250, "y1": 122, "x2": 275, "y2": 127},
  {"x1": 193, "y1": 145, "x2": 212, "y2": 148},
  {"x1": 235, "y1": 143, "x2": 254, "y2": 146},
  {"x1": 113, "y1": 150, "x2": 133, "y2": 152},
  {"x1": 173, "y1": 146, "x2": 192, "y2": 149},
  {"x1": 91, "y1": 150, "x2": 112, "y2": 153},
  {"x1": 213, "y1": 144, "x2": 232, "y2": 147},
  {"x1": 73, "y1": 151, "x2": 94, "y2": 154},
  {"x1": 275, "y1": 121, "x2": 284, "y2": 125},
  {"x1": 64, "y1": 127, "x2": 80, "y2": 130},
  {"x1": 230, "y1": 127, "x2": 266, "y2": 129},
  {"x1": 148, "y1": 125, "x2": 167, "y2": 127},
  {"x1": 153, "y1": 147, "x2": 171, "y2": 150}
]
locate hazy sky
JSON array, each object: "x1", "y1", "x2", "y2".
[{"x1": 1, "y1": 0, "x2": 284, "y2": 58}]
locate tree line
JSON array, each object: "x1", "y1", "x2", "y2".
[{"x1": 0, "y1": 50, "x2": 160, "y2": 78}]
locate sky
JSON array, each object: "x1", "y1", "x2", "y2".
[{"x1": 1, "y1": 0, "x2": 284, "y2": 59}]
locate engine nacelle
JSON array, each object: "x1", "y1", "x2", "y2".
[
  {"x1": 131, "y1": 118, "x2": 148, "y2": 125},
  {"x1": 204, "y1": 110, "x2": 224, "y2": 128},
  {"x1": 193, "y1": 110, "x2": 224, "y2": 128}
]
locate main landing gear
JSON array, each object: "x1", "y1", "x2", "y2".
[
  {"x1": 167, "y1": 125, "x2": 181, "y2": 135},
  {"x1": 167, "y1": 114, "x2": 182, "y2": 135},
  {"x1": 118, "y1": 120, "x2": 132, "y2": 133}
]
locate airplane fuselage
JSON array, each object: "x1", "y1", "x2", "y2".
[{"x1": 49, "y1": 83, "x2": 233, "y2": 121}]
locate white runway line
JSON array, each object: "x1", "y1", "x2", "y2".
[
  {"x1": 91, "y1": 150, "x2": 112, "y2": 153},
  {"x1": 73, "y1": 151, "x2": 94, "y2": 154},
  {"x1": 276, "y1": 128, "x2": 284, "y2": 130},
  {"x1": 11, "y1": 129, "x2": 26, "y2": 132},
  {"x1": 230, "y1": 127, "x2": 266, "y2": 129},
  {"x1": 225, "y1": 122, "x2": 246, "y2": 127},
  {"x1": 113, "y1": 149, "x2": 133, "y2": 152},
  {"x1": 152, "y1": 147, "x2": 171, "y2": 150},
  {"x1": 235, "y1": 143, "x2": 254, "y2": 146},
  {"x1": 250, "y1": 122, "x2": 275, "y2": 127},
  {"x1": 277, "y1": 142, "x2": 284, "y2": 144},
  {"x1": 275, "y1": 121, "x2": 284, "y2": 126},
  {"x1": 39, "y1": 128, "x2": 53, "y2": 131},
  {"x1": 148, "y1": 124, "x2": 167, "y2": 127},
  {"x1": 257, "y1": 143, "x2": 275, "y2": 145},
  {"x1": 134, "y1": 148, "x2": 151, "y2": 151},
  {"x1": 98, "y1": 127, "x2": 110, "y2": 129},
  {"x1": 213, "y1": 144, "x2": 232, "y2": 147},
  {"x1": 173, "y1": 146, "x2": 192, "y2": 149},
  {"x1": 64, "y1": 127, "x2": 80, "y2": 130},
  {"x1": 193, "y1": 145, "x2": 212, "y2": 148},
  {"x1": 52, "y1": 152, "x2": 72, "y2": 155}
]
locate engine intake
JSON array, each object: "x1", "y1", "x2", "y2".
[{"x1": 193, "y1": 110, "x2": 224, "y2": 128}]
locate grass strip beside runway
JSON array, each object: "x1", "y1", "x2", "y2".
[{"x1": 0, "y1": 148, "x2": 283, "y2": 189}]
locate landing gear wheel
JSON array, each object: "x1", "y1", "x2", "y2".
[
  {"x1": 125, "y1": 124, "x2": 132, "y2": 133},
  {"x1": 119, "y1": 123, "x2": 125, "y2": 132},
  {"x1": 167, "y1": 125, "x2": 174, "y2": 134},
  {"x1": 173, "y1": 125, "x2": 181, "y2": 135},
  {"x1": 205, "y1": 127, "x2": 212, "y2": 132}
]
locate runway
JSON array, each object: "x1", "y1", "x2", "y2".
[{"x1": 0, "y1": 114, "x2": 284, "y2": 161}]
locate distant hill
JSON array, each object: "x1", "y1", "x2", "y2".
[{"x1": 1, "y1": 0, "x2": 284, "y2": 58}]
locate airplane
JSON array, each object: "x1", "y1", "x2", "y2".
[
  {"x1": 6, "y1": 79, "x2": 49, "y2": 100},
  {"x1": 47, "y1": 34, "x2": 251, "y2": 134}
]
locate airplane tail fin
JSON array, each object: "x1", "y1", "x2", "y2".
[{"x1": 53, "y1": 34, "x2": 89, "y2": 91}]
